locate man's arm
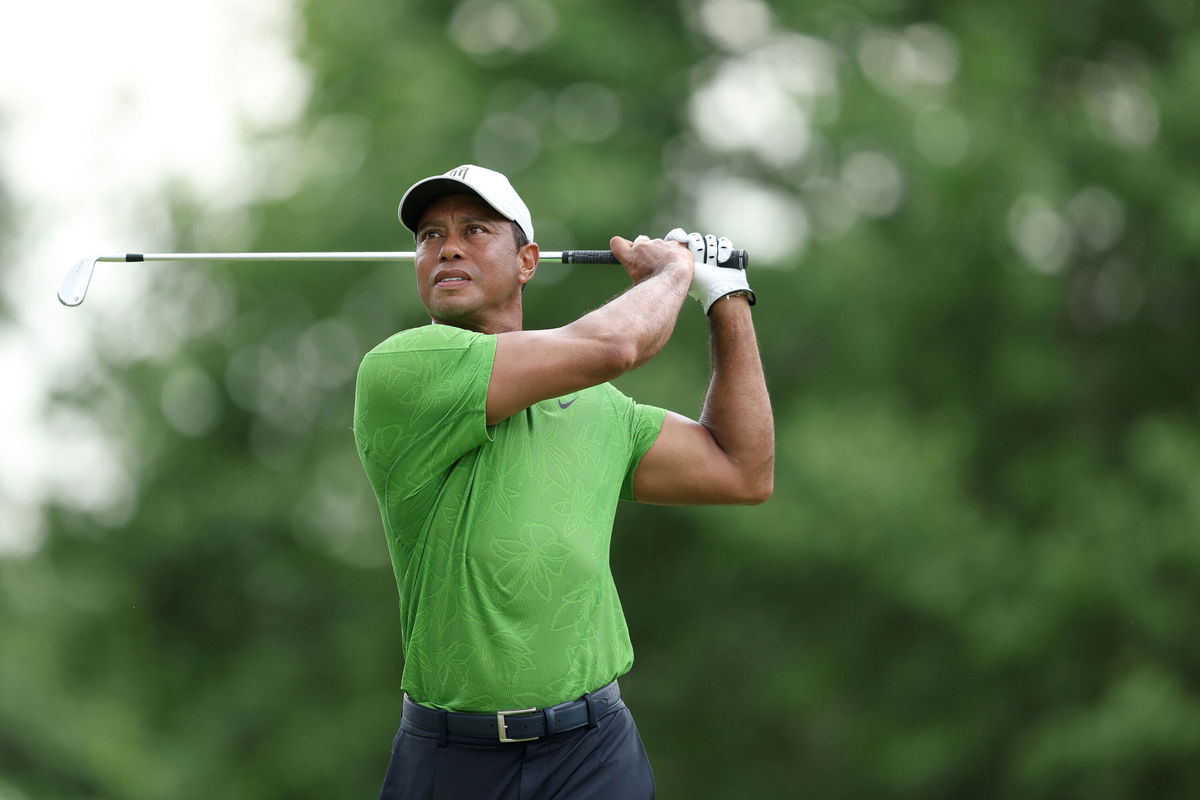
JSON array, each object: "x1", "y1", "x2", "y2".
[
  {"x1": 485, "y1": 235, "x2": 694, "y2": 425},
  {"x1": 632, "y1": 294, "x2": 774, "y2": 505}
]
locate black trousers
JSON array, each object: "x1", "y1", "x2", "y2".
[{"x1": 378, "y1": 700, "x2": 655, "y2": 799}]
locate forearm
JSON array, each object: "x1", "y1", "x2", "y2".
[
  {"x1": 564, "y1": 263, "x2": 691, "y2": 370},
  {"x1": 698, "y1": 296, "x2": 774, "y2": 496}
]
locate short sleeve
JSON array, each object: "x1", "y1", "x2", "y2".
[
  {"x1": 353, "y1": 325, "x2": 497, "y2": 498},
  {"x1": 620, "y1": 400, "x2": 667, "y2": 502}
]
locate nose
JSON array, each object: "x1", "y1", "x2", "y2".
[{"x1": 439, "y1": 231, "x2": 465, "y2": 261}]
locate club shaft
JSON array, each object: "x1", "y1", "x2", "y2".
[
  {"x1": 97, "y1": 248, "x2": 747, "y2": 267},
  {"x1": 97, "y1": 251, "x2": 570, "y2": 263},
  {"x1": 62, "y1": 248, "x2": 748, "y2": 307}
]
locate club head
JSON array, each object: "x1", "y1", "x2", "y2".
[{"x1": 58, "y1": 256, "x2": 98, "y2": 307}]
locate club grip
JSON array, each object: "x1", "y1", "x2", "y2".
[
  {"x1": 561, "y1": 249, "x2": 749, "y2": 270},
  {"x1": 561, "y1": 250, "x2": 619, "y2": 264}
]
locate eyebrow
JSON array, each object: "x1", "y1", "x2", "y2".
[{"x1": 417, "y1": 214, "x2": 500, "y2": 234}]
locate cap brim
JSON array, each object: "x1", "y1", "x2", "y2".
[{"x1": 398, "y1": 177, "x2": 484, "y2": 234}]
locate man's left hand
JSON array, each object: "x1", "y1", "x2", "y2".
[{"x1": 665, "y1": 228, "x2": 756, "y2": 314}]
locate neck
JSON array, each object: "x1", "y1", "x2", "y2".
[{"x1": 430, "y1": 306, "x2": 523, "y2": 335}]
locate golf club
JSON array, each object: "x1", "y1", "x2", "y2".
[{"x1": 57, "y1": 247, "x2": 749, "y2": 307}]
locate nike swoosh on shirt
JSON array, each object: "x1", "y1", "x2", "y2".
[{"x1": 557, "y1": 397, "x2": 578, "y2": 409}]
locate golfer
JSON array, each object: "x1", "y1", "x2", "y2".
[{"x1": 354, "y1": 164, "x2": 774, "y2": 799}]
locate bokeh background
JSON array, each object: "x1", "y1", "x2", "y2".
[{"x1": 3, "y1": 0, "x2": 1200, "y2": 797}]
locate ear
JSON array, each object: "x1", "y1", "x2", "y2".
[{"x1": 517, "y1": 242, "x2": 540, "y2": 286}]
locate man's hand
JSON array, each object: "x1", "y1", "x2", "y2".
[
  {"x1": 610, "y1": 234, "x2": 695, "y2": 286},
  {"x1": 665, "y1": 229, "x2": 756, "y2": 314}
]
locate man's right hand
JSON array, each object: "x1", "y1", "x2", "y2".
[{"x1": 610, "y1": 234, "x2": 694, "y2": 286}]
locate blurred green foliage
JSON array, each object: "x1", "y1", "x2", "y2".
[{"x1": 4, "y1": 0, "x2": 1200, "y2": 798}]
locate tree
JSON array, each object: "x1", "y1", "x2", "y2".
[{"x1": 3, "y1": 0, "x2": 1199, "y2": 797}]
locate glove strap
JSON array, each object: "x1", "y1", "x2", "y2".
[{"x1": 712, "y1": 289, "x2": 756, "y2": 311}]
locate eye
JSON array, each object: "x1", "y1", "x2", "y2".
[
  {"x1": 419, "y1": 229, "x2": 441, "y2": 240},
  {"x1": 466, "y1": 224, "x2": 486, "y2": 234}
]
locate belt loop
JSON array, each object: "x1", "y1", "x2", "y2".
[
  {"x1": 585, "y1": 694, "x2": 599, "y2": 729},
  {"x1": 437, "y1": 709, "x2": 449, "y2": 748},
  {"x1": 543, "y1": 706, "x2": 558, "y2": 737}
]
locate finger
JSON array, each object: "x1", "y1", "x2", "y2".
[
  {"x1": 688, "y1": 232, "x2": 704, "y2": 263},
  {"x1": 610, "y1": 235, "x2": 633, "y2": 261},
  {"x1": 704, "y1": 234, "x2": 718, "y2": 266},
  {"x1": 665, "y1": 227, "x2": 688, "y2": 243},
  {"x1": 717, "y1": 237, "x2": 732, "y2": 264}
]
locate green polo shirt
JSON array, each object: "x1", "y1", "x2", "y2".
[{"x1": 353, "y1": 324, "x2": 665, "y2": 711}]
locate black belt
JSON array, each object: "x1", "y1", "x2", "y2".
[{"x1": 402, "y1": 680, "x2": 622, "y2": 744}]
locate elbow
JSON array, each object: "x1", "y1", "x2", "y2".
[
  {"x1": 743, "y1": 476, "x2": 774, "y2": 505},
  {"x1": 561, "y1": 321, "x2": 650, "y2": 380},
  {"x1": 600, "y1": 336, "x2": 642, "y2": 378},
  {"x1": 740, "y1": 459, "x2": 774, "y2": 505},
  {"x1": 730, "y1": 468, "x2": 773, "y2": 505}
]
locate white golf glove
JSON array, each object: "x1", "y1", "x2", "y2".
[{"x1": 665, "y1": 228, "x2": 755, "y2": 314}]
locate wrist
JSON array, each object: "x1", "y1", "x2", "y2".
[
  {"x1": 706, "y1": 291, "x2": 754, "y2": 318},
  {"x1": 657, "y1": 258, "x2": 694, "y2": 284},
  {"x1": 705, "y1": 289, "x2": 755, "y2": 315}
]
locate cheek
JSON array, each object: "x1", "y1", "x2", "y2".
[
  {"x1": 413, "y1": 265, "x2": 433, "y2": 303},
  {"x1": 414, "y1": 251, "x2": 435, "y2": 281}
]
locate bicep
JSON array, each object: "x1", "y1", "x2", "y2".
[
  {"x1": 632, "y1": 411, "x2": 760, "y2": 505},
  {"x1": 487, "y1": 328, "x2": 630, "y2": 424}
]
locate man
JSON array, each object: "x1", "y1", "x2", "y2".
[{"x1": 353, "y1": 164, "x2": 773, "y2": 799}]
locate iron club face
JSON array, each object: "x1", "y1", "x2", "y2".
[{"x1": 58, "y1": 256, "x2": 100, "y2": 307}]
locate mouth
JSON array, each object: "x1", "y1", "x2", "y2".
[{"x1": 433, "y1": 268, "x2": 472, "y2": 288}]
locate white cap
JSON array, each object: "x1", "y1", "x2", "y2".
[{"x1": 398, "y1": 164, "x2": 534, "y2": 242}]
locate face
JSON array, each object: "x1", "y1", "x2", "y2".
[{"x1": 414, "y1": 194, "x2": 537, "y2": 333}]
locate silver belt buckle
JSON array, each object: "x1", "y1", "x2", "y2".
[{"x1": 496, "y1": 707, "x2": 539, "y2": 743}]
